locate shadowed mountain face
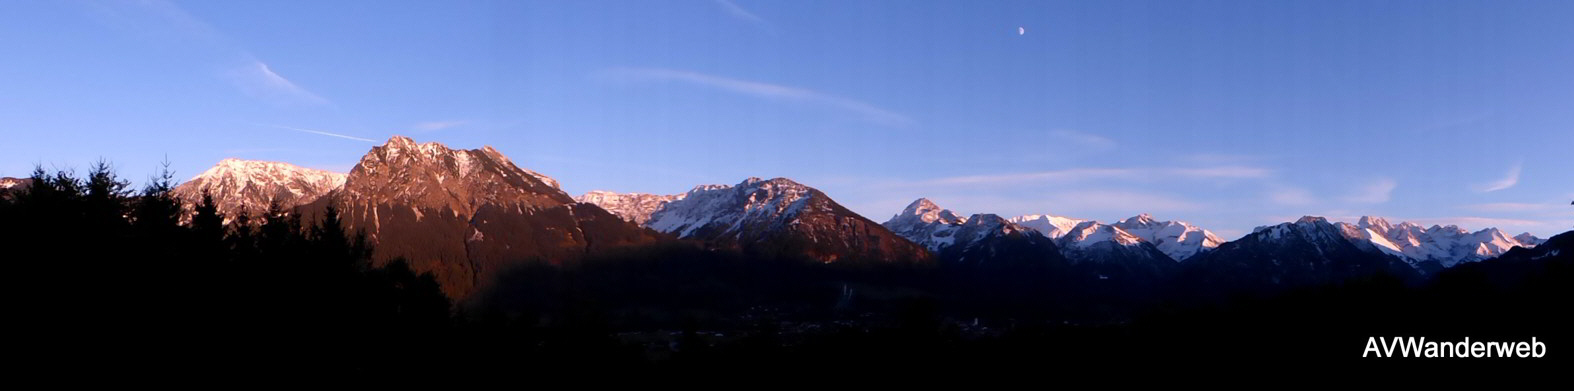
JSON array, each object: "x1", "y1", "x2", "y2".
[
  {"x1": 1183, "y1": 216, "x2": 1420, "y2": 297},
  {"x1": 304, "y1": 136, "x2": 660, "y2": 300},
  {"x1": 646, "y1": 177, "x2": 932, "y2": 265}
]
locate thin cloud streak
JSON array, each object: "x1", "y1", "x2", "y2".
[
  {"x1": 713, "y1": 0, "x2": 771, "y2": 30},
  {"x1": 94, "y1": 1, "x2": 331, "y2": 107},
  {"x1": 229, "y1": 61, "x2": 330, "y2": 106},
  {"x1": 601, "y1": 67, "x2": 913, "y2": 126},
  {"x1": 1268, "y1": 185, "x2": 1317, "y2": 206},
  {"x1": 1344, "y1": 178, "x2": 1398, "y2": 204},
  {"x1": 1049, "y1": 130, "x2": 1116, "y2": 151},
  {"x1": 262, "y1": 124, "x2": 376, "y2": 142},
  {"x1": 1460, "y1": 202, "x2": 1571, "y2": 215},
  {"x1": 1474, "y1": 161, "x2": 1522, "y2": 192},
  {"x1": 914, "y1": 166, "x2": 1272, "y2": 187},
  {"x1": 413, "y1": 120, "x2": 468, "y2": 132}
]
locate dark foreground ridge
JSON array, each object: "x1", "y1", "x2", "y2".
[{"x1": 1, "y1": 162, "x2": 1569, "y2": 376}]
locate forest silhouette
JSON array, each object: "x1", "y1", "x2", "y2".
[{"x1": 1, "y1": 162, "x2": 1567, "y2": 374}]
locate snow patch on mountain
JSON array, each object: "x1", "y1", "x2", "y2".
[
  {"x1": 1008, "y1": 214, "x2": 1088, "y2": 239},
  {"x1": 1335, "y1": 216, "x2": 1541, "y2": 268},
  {"x1": 575, "y1": 190, "x2": 684, "y2": 224},
  {"x1": 883, "y1": 199, "x2": 1036, "y2": 253},
  {"x1": 644, "y1": 177, "x2": 815, "y2": 239},
  {"x1": 1111, "y1": 213, "x2": 1224, "y2": 261},
  {"x1": 0, "y1": 177, "x2": 28, "y2": 190},
  {"x1": 172, "y1": 158, "x2": 346, "y2": 219}
]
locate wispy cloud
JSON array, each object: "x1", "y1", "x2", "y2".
[
  {"x1": 1049, "y1": 130, "x2": 1116, "y2": 151},
  {"x1": 712, "y1": 0, "x2": 772, "y2": 31},
  {"x1": 1268, "y1": 185, "x2": 1317, "y2": 206},
  {"x1": 1344, "y1": 177, "x2": 1398, "y2": 204},
  {"x1": 228, "y1": 61, "x2": 330, "y2": 106},
  {"x1": 90, "y1": 1, "x2": 331, "y2": 107},
  {"x1": 1050, "y1": 190, "x2": 1205, "y2": 213},
  {"x1": 1473, "y1": 161, "x2": 1522, "y2": 192},
  {"x1": 260, "y1": 124, "x2": 376, "y2": 142},
  {"x1": 1168, "y1": 166, "x2": 1274, "y2": 179},
  {"x1": 1460, "y1": 202, "x2": 1569, "y2": 214},
  {"x1": 599, "y1": 67, "x2": 913, "y2": 126},
  {"x1": 413, "y1": 120, "x2": 468, "y2": 132},
  {"x1": 914, "y1": 166, "x2": 1272, "y2": 187},
  {"x1": 1181, "y1": 153, "x2": 1265, "y2": 165},
  {"x1": 921, "y1": 168, "x2": 1135, "y2": 186}
]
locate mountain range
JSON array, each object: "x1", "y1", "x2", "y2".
[
  {"x1": 86, "y1": 135, "x2": 1554, "y2": 300},
  {"x1": 171, "y1": 158, "x2": 345, "y2": 221}
]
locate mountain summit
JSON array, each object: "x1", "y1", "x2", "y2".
[
  {"x1": 1334, "y1": 215, "x2": 1541, "y2": 271},
  {"x1": 883, "y1": 198, "x2": 1064, "y2": 268},
  {"x1": 338, "y1": 135, "x2": 570, "y2": 216},
  {"x1": 645, "y1": 177, "x2": 930, "y2": 264},
  {"x1": 1110, "y1": 213, "x2": 1223, "y2": 261},
  {"x1": 575, "y1": 191, "x2": 684, "y2": 225},
  {"x1": 312, "y1": 136, "x2": 657, "y2": 300},
  {"x1": 1187, "y1": 216, "x2": 1418, "y2": 294},
  {"x1": 172, "y1": 158, "x2": 345, "y2": 219}
]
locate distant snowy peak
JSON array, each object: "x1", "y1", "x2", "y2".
[
  {"x1": 647, "y1": 177, "x2": 929, "y2": 264},
  {"x1": 1514, "y1": 233, "x2": 1546, "y2": 246},
  {"x1": 1060, "y1": 221, "x2": 1145, "y2": 248},
  {"x1": 575, "y1": 190, "x2": 684, "y2": 225},
  {"x1": 883, "y1": 198, "x2": 1035, "y2": 252},
  {"x1": 1254, "y1": 216, "x2": 1343, "y2": 242},
  {"x1": 1052, "y1": 220, "x2": 1174, "y2": 265},
  {"x1": 0, "y1": 177, "x2": 31, "y2": 200},
  {"x1": 890, "y1": 198, "x2": 967, "y2": 226},
  {"x1": 172, "y1": 158, "x2": 346, "y2": 218},
  {"x1": 190, "y1": 158, "x2": 347, "y2": 189},
  {"x1": 0, "y1": 177, "x2": 29, "y2": 190},
  {"x1": 1337, "y1": 215, "x2": 1541, "y2": 268},
  {"x1": 645, "y1": 177, "x2": 816, "y2": 239},
  {"x1": 1111, "y1": 213, "x2": 1223, "y2": 261},
  {"x1": 1005, "y1": 212, "x2": 1218, "y2": 261},
  {"x1": 1008, "y1": 214, "x2": 1089, "y2": 239}
]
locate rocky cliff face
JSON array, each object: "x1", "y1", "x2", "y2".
[{"x1": 306, "y1": 136, "x2": 659, "y2": 300}]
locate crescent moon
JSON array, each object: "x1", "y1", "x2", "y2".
[{"x1": 1018, "y1": 27, "x2": 1025, "y2": 35}]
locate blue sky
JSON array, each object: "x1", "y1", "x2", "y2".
[{"x1": 2, "y1": 0, "x2": 1570, "y2": 238}]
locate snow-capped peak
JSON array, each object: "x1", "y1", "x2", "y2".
[
  {"x1": 575, "y1": 190, "x2": 685, "y2": 225},
  {"x1": 644, "y1": 177, "x2": 819, "y2": 239},
  {"x1": 1008, "y1": 213, "x2": 1089, "y2": 239},
  {"x1": 1357, "y1": 216, "x2": 1393, "y2": 231},
  {"x1": 1514, "y1": 232, "x2": 1546, "y2": 246},
  {"x1": 1061, "y1": 221, "x2": 1145, "y2": 248},
  {"x1": 644, "y1": 177, "x2": 928, "y2": 264},
  {"x1": 1332, "y1": 215, "x2": 1542, "y2": 268},
  {"x1": 892, "y1": 198, "x2": 967, "y2": 226},
  {"x1": 1121, "y1": 213, "x2": 1158, "y2": 226},
  {"x1": 0, "y1": 177, "x2": 29, "y2": 190},
  {"x1": 172, "y1": 158, "x2": 347, "y2": 220},
  {"x1": 1111, "y1": 213, "x2": 1224, "y2": 261},
  {"x1": 882, "y1": 199, "x2": 1044, "y2": 256}
]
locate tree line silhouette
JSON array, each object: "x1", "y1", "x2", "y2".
[
  {"x1": 1, "y1": 161, "x2": 1568, "y2": 374},
  {"x1": 0, "y1": 162, "x2": 450, "y2": 373}
]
